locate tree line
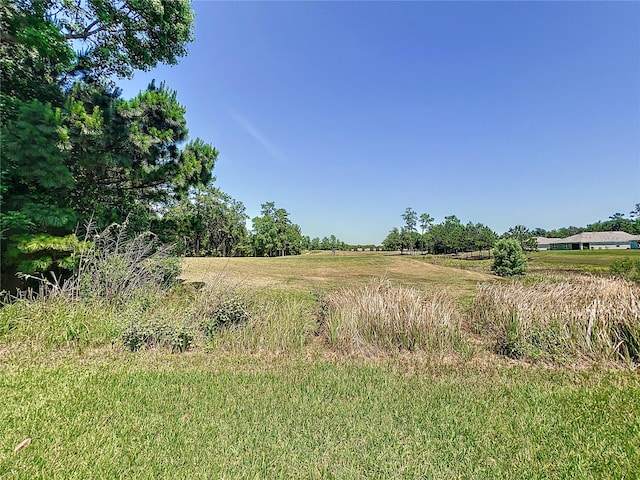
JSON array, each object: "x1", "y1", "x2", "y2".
[
  {"x1": 382, "y1": 206, "x2": 640, "y2": 256},
  {"x1": 382, "y1": 208, "x2": 499, "y2": 256}
]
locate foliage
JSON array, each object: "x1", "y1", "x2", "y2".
[
  {"x1": 491, "y1": 239, "x2": 528, "y2": 276},
  {"x1": 67, "y1": 222, "x2": 181, "y2": 302},
  {"x1": 201, "y1": 297, "x2": 251, "y2": 338},
  {"x1": 0, "y1": 1, "x2": 73, "y2": 124},
  {"x1": 382, "y1": 227, "x2": 402, "y2": 251},
  {"x1": 307, "y1": 234, "x2": 347, "y2": 251},
  {"x1": 47, "y1": 0, "x2": 193, "y2": 80},
  {"x1": 431, "y1": 215, "x2": 464, "y2": 254},
  {"x1": 503, "y1": 225, "x2": 537, "y2": 251},
  {"x1": 121, "y1": 319, "x2": 194, "y2": 353},
  {"x1": 610, "y1": 258, "x2": 640, "y2": 282},
  {"x1": 64, "y1": 80, "x2": 218, "y2": 226},
  {"x1": 384, "y1": 212, "x2": 497, "y2": 257},
  {"x1": 402, "y1": 207, "x2": 417, "y2": 233},
  {"x1": 158, "y1": 187, "x2": 248, "y2": 257},
  {"x1": 1, "y1": 100, "x2": 77, "y2": 276},
  {"x1": 0, "y1": 1, "x2": 222, "y2": 288},
  {"x1": 208, "y1": 290, "x2": 316, "y2": 352},
  {"x1": 251, "y1": 202, "x2": 303, "y2": 257},
  {"x1": 418, "y1": 212, "x2": 434, "y2": 252}
]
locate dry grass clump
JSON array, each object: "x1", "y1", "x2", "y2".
[
  {"x1": 323, "y1": 277, "x2": 465, "y2": 355},
  {"x1": 471, "y1": 274, "x2": 640, "y2": 363}
]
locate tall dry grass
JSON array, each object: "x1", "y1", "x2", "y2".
[
  {"x1": 471, "y1": 274, "x2": 640, "y2": 363},
  {"x1": 323, "y1": 277, "x2": 465, "y2": 355}
]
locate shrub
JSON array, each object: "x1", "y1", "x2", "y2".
[
  {"x1": 121, "y1": 319, "x2": 195, "y2": 353},
  {"x1": 611, "y1": 258, "x2": 640, "y2": 282},
  {"x1": 471, "y1": 274, "x2": 640, "y2": 363},
  {"x1": 491, "y1": 238, "x2": 528, "y2": 276},
  {"x1": 168, "y1": 325, "x2": 195, "y2": 353},
  {"x1": 323, "y1": 277, "x2": 465, "y2": 355},
  {"x1": 201, "y1": 296, "x2": 250, "y2": 338}
]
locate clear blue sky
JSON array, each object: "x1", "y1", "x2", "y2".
[{"x1": 119, "y1": 1, "x2": 640, "y2": 245}]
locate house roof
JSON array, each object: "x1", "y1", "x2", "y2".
[
  {"x1": 536, "y1": 237, "x2": 554, "y2": 244},
  {"x1": 541, "y1": 231, "x2": 640, "y2": 244}
]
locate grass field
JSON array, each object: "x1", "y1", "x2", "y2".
[
  {"x1": 422, "y1": 248, "x2": 640, "y2": 276},
  {"x1": 529, "y1": 249, "x2": 640, "y2": 274},
  {"x1": 181, "y1": 252, "x2": 492, "y2": 298},
  {"x1": 1, "y1": 251, "x2": 639, "y2": 478}
]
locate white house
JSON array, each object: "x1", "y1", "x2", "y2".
[
  {"x1": 536, "y1": 237, "x2": 554, "y2": 251},
  {"x1": 537, "y1": 231, "x2": 640, "y2": 250}
]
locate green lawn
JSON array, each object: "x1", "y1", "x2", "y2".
[
  {"x1": 422, "y1": 248, "x2": 640, "y2": 276},
  {"x1": 529, "y1": 249, "x2": 640, "y2": 273},
  {"x1": 1, "y1": 352, "x2": 638, "y2": 479}
]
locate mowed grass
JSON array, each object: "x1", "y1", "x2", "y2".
[
  {"x1": 529, "y1": 249, "x2": 640, "y2": 274},
  {"x1": 425, "y1": 249, "x2": 640, "y2": 276},
  {"x1": 181, "y1": 251, "x2": 492, "y2": 299},
  {"x1": 1, "y1": 352, "x2": 639, "y2": 479}
]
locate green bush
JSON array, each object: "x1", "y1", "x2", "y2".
[
  {"x1": 201, "y1": 297, "x2": 250, "y2": 338},
  {"x1": 611, "y1": 258, "x2": 640, "y2": 282},
  {"x1": 121, "y1": 319, "x2": 194, "y2": 352},
  {"x1": 491, "y1": 239, "x2": 528, "y2": 276}
]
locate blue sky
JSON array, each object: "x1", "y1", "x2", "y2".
[{"x1": 119, "y1": 1, "x2": 640, "y2": 245}]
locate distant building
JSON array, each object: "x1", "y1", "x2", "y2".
[
  {"x1": 537, "y1": 232, "x2": 640, "y2": 250},
  {"x1": 536, "y1": 237, "x2": 554, "y2": 251}
]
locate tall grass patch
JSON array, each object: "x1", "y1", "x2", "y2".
[
  {"x1": 324, "y1": 277, "x2": 465, "y2": 355},
  {"x1": 471, "y1": 274, "x2": 640, "y2": 363},
  {"x1": 211, "y1": 290, "x2": 317, "y2": 353},
  {"x1": 0, "y1": 298, "x2": 120, "y2": 350},
  {"x1": 0, "y1": 223, "x2": 186, "y2": 352}
]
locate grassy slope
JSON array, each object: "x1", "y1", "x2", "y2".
[{"x1": 2, "y1": 251, "x2": 640, "y2": 478}]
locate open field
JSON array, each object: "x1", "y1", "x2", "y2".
[
  {"x1": 181, "y1": 252, "x2": 493, "y2": 299},
  {"x1": 423, "y1": 249, "x2": 640, "y2": 276},
  {"x1": 2, "y1": 251, "x2": 639, "y2": 478},
  {"x1": 529, "y1": 249, "x2": 640, "y2": 274}
]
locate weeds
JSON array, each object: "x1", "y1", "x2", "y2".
[
  {"x1": 0, "y1": 297, "x2": 120, "y2": 350},
  {"x1": 471, "y1": 274, "x2": 640, "y2": 363},
  {"x1": 201, "y1": 297, "x2": 250, "y2": 338},
  {"x1": 121, "y1": 319, "x2": 195, "y2": 353},
  {"x1": 610, "y1": 258, "x2": 640, "y2": 282},
  {"x1": 323, "y1": 277, "x2": 465, "y2": 355},
  {"x1": 71, "y1": 221, "x2": 180, "y2": 302},
  {"x1": 211, "y1": 291, "x2": 316, "y2": 353}
]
